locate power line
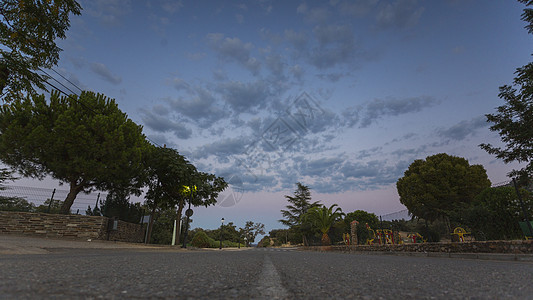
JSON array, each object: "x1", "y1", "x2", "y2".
[
  {"x1": 49, "y1": 68, "x2": 83, "y2": 93},
  {"x1": 39, "y1": 68, "x2": 79, "y2": 96}
]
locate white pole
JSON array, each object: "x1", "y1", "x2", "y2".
[{"x1": 171, "y1": 219, "x2": 177, "y2": 246}]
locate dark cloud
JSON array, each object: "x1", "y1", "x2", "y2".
[
  {"x1": 165, "y1": 88, "x2": 226, "y2": 127},
  {"x1": 298, "y1": 156, "x2": 345, "y2": 177},
  {"x1": 217, "y1": 80, "x2": 273, "y2": 114},
  {"x1": 359, "y1": 96, "x2": 438, "y2": 127},
  {"x1": 437, "y1": 116, "x2": 488, "y2": 141},
  {"x1": 90, "y1": 62, "x2": 122, "y2": 85},
  {"x1": 309, "y1": 24, "x2": 357, "y2": 69},
  {"x1": 207, "y1": 33, "x2": 260, "y2": 75},
  {"x1": 316, "y1": 72, "x2": 345, "y2": 82},
  {"x1": 376, "y1": 0, "x2": 424, "y2": 29},
  {"x1": 195, "y1": 137, "x2": 250, "y2": 160},
  {"x1": 140, "y1": 109, "x2": 192, "y2": 139}
]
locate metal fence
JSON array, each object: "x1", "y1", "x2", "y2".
[
  {"x1": 381, "y1": 209, "x2": 410, "y2": 221},
  {"x1": 0, "y1": 185, "x2": 107, "y2": 215}
]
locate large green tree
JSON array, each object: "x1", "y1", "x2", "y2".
[
  {"x1": 396, "y1": 153, "x2": 491, "y2": 222},
  {"x1": 144, "y1": 146, "x2": 227, "y2": 243},
  {"x1": 0, "y1": 0, "x2": 82, "y2": 101},
  {"x1": 480, "y1": 0, "x2": 533, "y2": 182},
  {"x1": 0, "y1": 91, "x2": 149, "y2": 214},
  {"x1": 279, "y1": 182, "x2": 320, "y2": 245}
]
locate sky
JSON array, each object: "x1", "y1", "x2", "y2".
[{"x1": 8, "y1": 0, "x2": 533, "y2": 236}]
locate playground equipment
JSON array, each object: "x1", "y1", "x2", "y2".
[
  {"x1": 364, "y1": 223, "x2": 400, "y2": 245},
  {"x1": 451, "y1": 227, "x2": 470, "y2": 242},
  {"x1": 519, "y1": 221, "x2": 533, "y2": 240},
  {"x1": 342, "y1": 233, "x2": 351, "y2": 245},
  {"x1": 407, "y1": 232, "x2": 424, "y2": 243}
]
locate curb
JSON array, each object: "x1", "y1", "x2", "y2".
[{"x1": 299, "y1": 248, "x2": 533, "y2": 262}]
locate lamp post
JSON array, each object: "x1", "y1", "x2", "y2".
[
  {"x1": 219, "y1": 217, "x2": 225, "y2": 249},
  {"x1": 244, "y1": 236, "x2": 248, "y2": 247}
]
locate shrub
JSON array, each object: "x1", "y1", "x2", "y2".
[{"x1": 191, "y1": 231, "x2": 210, "y2": 248}]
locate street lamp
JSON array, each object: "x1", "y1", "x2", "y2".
[
  {"x1": 244, "y1": 236, "x2": 248, "y2": 247},
  {"x1": 219, "y1": 217, "x2": 225, "y2": 249}
]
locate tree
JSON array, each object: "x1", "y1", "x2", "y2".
[
  {"x1": 480, "y1": 1, "x2": 533, "y2": 183},
  {"x1": 304, "y1": 204, "x2": 344, "y2": 246},
  {"x1": 0, "y1": 0, "x2": 82, "y2": 101},
  {"x1": 0, "y1": 91, "x2": 150, "y2": 214},
  {"x1": 396, "y1": 153, "x2": 491, "y2": 222},
  {"x1": 87, "y1": 190, "x2": 143, "y2": 223},
  {"x1": 344, "y1": 210, "x2": 379, "y2": 244},
  {"x1": 279, "y1": 182, "x2": 320, "y2": 245},
  {"x1": 240, "y1": 221, "x2": 265, "y2": 244},
  {"x1": 457, "y1": 186, "x2": 532, "y2": 240},
  {"x1": 143, "y1": 146, "x2": 227, "y2": 244}
]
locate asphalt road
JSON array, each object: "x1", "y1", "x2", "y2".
[{"x1": 1, "y1": 247, "x2": 533, "y2": 299}]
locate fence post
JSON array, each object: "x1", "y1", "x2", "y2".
[{"x1": 47, "y1": 188, "x2": 56, "y2": 213}]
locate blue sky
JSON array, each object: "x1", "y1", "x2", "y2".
[{"x1": 13, "y1": 0, "x2": 533, "y2": 234}]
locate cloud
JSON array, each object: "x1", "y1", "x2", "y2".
[
  {"x1": 376, "y1": 0, "x2": 424, "y2": 29},
  {"x1": 165, "y1": 88, "x2": 226, "y2": 128},
  {"x1": 358, "y1": 96, "x2": 438, "y2": 127},
  {"x1": 140, "y1": 109, "x2": 192, "y2": 139},
  {"x1": 437, "y1": 116, "x2": 488, "y2": 141},
  {"x1": 296, "y1": 4, "x2": 331, "y2": 24},
  {"x1": 333, "y1": 0, "x2": 379, "y2": 17},
  {"x1": 161, "y1": 0, "x2": 183, "y2": 14},
  {"x1": 168, "y1": 77, "x2": 190, "y2": 91},
  {"x1": 85, "y1": 0, "x2": 132, "y2": 26},
  {"x1": 195, "y1": 137, "x2": 250, "y2": 160},
  {"x1": 90, "y1": 62, "x2": 122, "y2": 85},
  {"x1": 217, "y1": 80, "x2": 273, "y2": 114},
  {"x1": 310, "y1": 24, "x2": 357, "y2": 69},
  {"x1": 207, "y1": 33, "x2": 260, "y2": 75}
]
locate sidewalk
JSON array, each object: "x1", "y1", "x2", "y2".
[{"x1": 0, "y1": 234, "x2": 170, "y2": 255}]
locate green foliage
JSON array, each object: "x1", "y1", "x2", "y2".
[
  {"x1": 0, "y1": 91, "x2": 150, "y2": 214},
  {"x1": 258, "y1": 236, "x2": 271, "y2": 247},
  {"x1": 150, "y1": 208, "x2": 176, "y2": 245},
  {"x1": 344, "y1": 210, "x2": 379, "y2": 244},
  {"x1": 35, "y1": 198, "x2": 63, "y2": 214},
  {"x1": 397, "y1": 153, "x2": 491, "y2": 222},
  {"x1": 88, "y1": 191, "x2": 143, "y2": 223},
  {"x1": 480, "y1": 1, "x2": 533, "y2": 181},
  {"x1": 0, "y1": 0, "x2": 82, "y2": 101},
  {"x1": 240, "y1": 221, "x2": 265, "y2": 244},
  {"x1": 455, "y1": 187, "x2": 532, "y2": 240},
  {"x1": 0, "y1": 196, "x2": 34, "y2": 212},
  {"x1": 279, "y1": 182, "x2": 320, "y2": 245},
  {"x1": 304, "y1": 204, "x2": 344, "y2": 245},
  {"x1": 191, "y1": 230, "x2": 211, "y2": 248},
  {"x1": 269, "y1": 228, "x2": 301, "y2": 245}
]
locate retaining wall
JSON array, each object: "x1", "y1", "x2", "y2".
[
  {"x1": 0, "y1": 211, "x2": 144, "y2": 243},
  {"x1": 302, "y1": 240, "x2": 533, "y2": 254}
]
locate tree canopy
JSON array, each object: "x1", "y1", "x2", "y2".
[
  {"x1": 0, "y1": 91, "x2": 149, "y2": 213},
  {"x1": 0, "y1": 0, "x2": 82, "y2": 101},
  {"x1": 396, "y1": 153, "x2": 491, "y2": 222},
  {"x1": 480, "y1": 0, "x2": 533, "y2": 182}
]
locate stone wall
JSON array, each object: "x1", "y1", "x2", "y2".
[
  {"x1": 302, "y1": 240, "x2": 533, "y2": 254},
  {"x1": 0, "y1": 211, "x2": 144, "y2": 243}
]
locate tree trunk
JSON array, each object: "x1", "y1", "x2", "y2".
[
  {"x1": 321, "y1": 233, "x2": 331, "y2": 246},
  {"x1": 175, "y1": 199, "x2": 185, "y2": 244},
  {"x1": 146, "y1": 206, "x2": 156, "y2": 244},
  {"x1": 60, "y1": 180, "x2": 84, "y2": 214}
]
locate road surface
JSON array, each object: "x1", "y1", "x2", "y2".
[{"x1": 1, "y1": 246, "x2": 532, "y2": 299}]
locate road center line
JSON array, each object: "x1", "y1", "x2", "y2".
[{"x1": 257, "y1": 255, "x2": 289, "y2": 299}]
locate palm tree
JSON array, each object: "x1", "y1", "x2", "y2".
[{"x1": 305, "y1": 204, "x2": 344, "y2": 246}]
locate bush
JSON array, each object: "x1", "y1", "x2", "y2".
[
  {"x1": 258, "y1": 236, "x2": 271, "y2": 247},
  {"x1": 191, "y1": 231, "x2": 210, "y2": 248}
]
